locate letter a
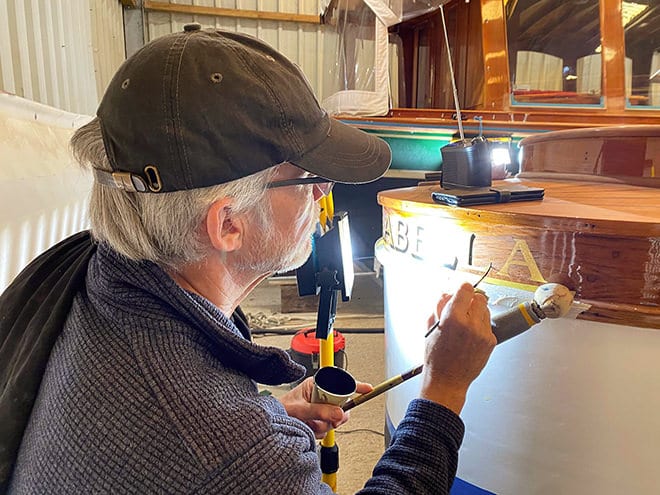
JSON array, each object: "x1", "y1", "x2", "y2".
[{"x1": 497, "y1": 239, "x2": 546, "y2": 283}]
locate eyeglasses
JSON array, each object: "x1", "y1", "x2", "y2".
[{"x1": 266, "y1": 176, "x2": 335, "y2": 197}]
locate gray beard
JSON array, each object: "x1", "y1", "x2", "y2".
[{"x1": 235, "y1": 199, "x2": 319, "y2": 275}]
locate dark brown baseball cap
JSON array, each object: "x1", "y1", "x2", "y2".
[{"x1": 95, "y1": 24, "x2": 391, "y2": 193}]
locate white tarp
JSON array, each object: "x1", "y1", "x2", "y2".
[
  {"x1": 320, "y1": 0, "x2": 449, "y2": 116},
  {"x1": 0, "y1": 92, "x2": 92, "y2": 292}
]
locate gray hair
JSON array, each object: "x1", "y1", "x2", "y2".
[{"x1": 71, "y1": 118, "x2": 276, "y2": 270}]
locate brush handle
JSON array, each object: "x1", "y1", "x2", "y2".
[{"x1": 342, "y1": 365, "x2": 423, "y2": 411}]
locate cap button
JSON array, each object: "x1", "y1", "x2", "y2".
[{"x1": 183, "y1": 22, "x2": 202, "y2": 32}]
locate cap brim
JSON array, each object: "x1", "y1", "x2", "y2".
[{"x1": 295, "y1": 118, "x2": 392, "y2": 184}]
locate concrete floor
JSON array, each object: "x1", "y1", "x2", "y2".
[{"x1": 243, "y1": 271, "x2": 388, "y2": 494}]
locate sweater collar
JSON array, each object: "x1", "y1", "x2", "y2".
[{"x1": 87, "y1": 243, "x2": 305, "y2": 385}]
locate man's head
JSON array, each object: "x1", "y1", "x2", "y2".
[
  {"x1": 94, "y1": 25, "x2": 390, "y2": 193},
  {"x1": 72, "y1": 25, "x2": 391, "y2": 272}
]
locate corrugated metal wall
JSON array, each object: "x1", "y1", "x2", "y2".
[
  {"x1": 91, "y1": 0, "x2": 127, "y2": 102},
  {"x1": 0, "y1": 0, "x2": 125, "y2": 115},
  {"x1": 0, "y1": 0, "x2": 393, "y2": 115},
  {"x1": 144, "y1": 0, "x2": 328, "y2": 101}
]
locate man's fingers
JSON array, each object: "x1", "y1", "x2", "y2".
[
  {"x1": 306, "y1": 408, "x2": 350, "y2": 438},
  {"x1": 307, "y1": 420, "x2": 330, "y2": 439},
  {"x1": 448, "y1": 283, "x2": 477, "y2": 311},
  {"x1": 301, "y1": 403, "x2": 344, "y2": 424},
  {"x1": 355, "y1": 382, "x2": 373, "y2": 394}
]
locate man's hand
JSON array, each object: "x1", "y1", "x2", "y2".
[
  {"x1": 421, "y1": 283, "x2": 496, "y2": 415},
  {"x1": 279, "y1": 377, "x2": 373, "y2": 439}
]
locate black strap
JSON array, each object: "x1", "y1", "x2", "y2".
[
  {"x1": 0, "y1": 231, "x2": 96, "y2": 491},
  {"x1": 494, "y1": 188, "x2": 512, "y2": 202}
]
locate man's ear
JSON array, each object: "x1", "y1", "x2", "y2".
[{"x1": 206, "y1": 198, "x2": 244, "y2": 253}]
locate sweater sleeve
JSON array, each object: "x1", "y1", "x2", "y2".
[
  {"x1": 192, "y1": 412, "x2": 336, "y2": 495},
  {"x1": 357, "y1": 399, "x2": 465, "y2": 495},
  {"x1": 192, "y1": 397, "x2": 462, "y2": 495}
]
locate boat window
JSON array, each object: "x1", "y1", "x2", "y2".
[
  {"x1": 393, "y1": 0, "x2": 483, "y2": 110},
  {"x1": 624, "y1": 2, "x2": 660, "y2": 108},
  {"x1": 506, "y1": 0, "x2": 603, "y2": 106}
]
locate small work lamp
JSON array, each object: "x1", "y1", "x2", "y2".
[{"x1": 295, "y1": 212, "x2": 354, "y2": 339}]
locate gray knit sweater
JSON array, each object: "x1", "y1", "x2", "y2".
[{"x1": 9, "y1": 244, "x2": 464, "y2": 494}]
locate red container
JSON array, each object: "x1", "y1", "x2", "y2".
[{"x1": 288, "y1": 329, "x2": 346, "y2": 379}]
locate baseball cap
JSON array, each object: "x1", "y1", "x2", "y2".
[{"x1": 95, "y1": 24, "x2": 391, "y2": 193}]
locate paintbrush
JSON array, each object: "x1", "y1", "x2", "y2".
[
  {"x1": 343, "y1": 263, "x2": 493, "y2": 412},
  {"x1": 342, "y1": 365, "x2": 423, "y2": 411},
  {"x1": 343, "y1": 278, "x2": 573, "y2": 412}
]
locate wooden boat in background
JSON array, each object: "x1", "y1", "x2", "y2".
[
  {"x1": 334, "y1": 0, "x2": 659, "y2": 259},
  {"x1": 340, "y1": 0, "x2": 660, "y2": 176}
]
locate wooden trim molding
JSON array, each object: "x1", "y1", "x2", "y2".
[{"x1": 143, "y1": 0, "x2": 321, "y2": 25}]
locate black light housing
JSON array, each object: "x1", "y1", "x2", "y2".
[
  {"x1": 440, "y1": 137, "x2": 493, "y2": 189},
  {"x1": 295, "y1": 212, "x2": 354, "y2": 339}
]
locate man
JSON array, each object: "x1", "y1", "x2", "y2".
[{"x1": 4, "y1": 25, "x2": 495, "y2": 493}]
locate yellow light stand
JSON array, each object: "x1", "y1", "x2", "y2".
[
  {"x1": 319, "y1": 192, "x2": 338, "y2": 492},
  {"x1": 319, "y1": 332, "x2": 337, "y2": 491}
]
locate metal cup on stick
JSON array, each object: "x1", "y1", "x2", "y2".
[{"x1": 311, "y1": 366, "x2": 357, "y2": 407}]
